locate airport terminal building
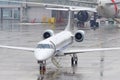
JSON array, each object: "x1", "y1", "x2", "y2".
[{"x1": 0, "y1": 0, "x2": 97, "y2": 22}]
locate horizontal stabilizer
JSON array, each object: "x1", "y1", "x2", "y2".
[
  {"x1": 46, "y1": 7, "x2": 69, "y2": 11},
  {"x1": 46, "y1": 7, "x2": 96, "y2": 12},
  {"x1": 70, "y1": 0, "x2": 98, "y2": 5}
]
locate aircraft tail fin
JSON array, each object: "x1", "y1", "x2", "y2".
[
  {"x1": 65, "y1": 10, "x2": 72, "y2": 31},
  {"x1": 46, "y1": 7, "x2": 72, "y2": 31}
]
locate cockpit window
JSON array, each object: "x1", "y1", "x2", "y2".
[{"x1": 37, "y1": 44, "x2": 53, "y2": 49}]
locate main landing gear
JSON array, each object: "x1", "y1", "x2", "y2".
[
  {"x1": 37, "y1": 61, "x2": 46, "y2": 80},
  {"x1": 71, "y1": 54, "x2": 78, "y2": 74}
]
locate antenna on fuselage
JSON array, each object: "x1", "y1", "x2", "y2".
[{"x1": 65, "y1": 9, "x2": 72, "y2": 31}]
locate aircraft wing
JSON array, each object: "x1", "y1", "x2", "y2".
[
  {"x1": 0, "y1": 45, "x2": 35, "y2": 52},
  {"x1": 0, "y1": 0, "x2": 96, "y2": 12},
  {"x1": 0, "y1": 45, "x2": 120, "y2": 55},
  {"x1": 63, "y1": 47, "x2": 120, "y2": 55}
]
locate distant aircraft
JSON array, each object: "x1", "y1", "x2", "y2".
[
  {"x1": 0, "y1": 9, "x2": 120, "y2": 79},
  {"x1": 70, "y1": 0, "x2": 120, "y2": 22}
]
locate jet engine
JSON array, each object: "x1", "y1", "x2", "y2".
[
  {"x1": 74, "y1": 30, "x2": 85, "y2": 42},
  {"x1": 77, "y1": 11, "x2": 90, "y2": 22},
  {"x1": 43, "y1": 30, "x2": 54, "y2": 39}
]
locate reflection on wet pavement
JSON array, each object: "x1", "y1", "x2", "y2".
[
  {"x1": 0, "y1": 20, "x2": 120, "y2": 80},
  {"x1": 39, "y1": 68, "x2": 83, "y2": 80}
]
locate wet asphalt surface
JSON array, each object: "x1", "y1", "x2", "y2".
[{"x1": 0, "y1": 20, "x2": 120, "y2": 80}]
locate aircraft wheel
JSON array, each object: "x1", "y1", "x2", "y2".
[
  {"x1": 71, "y1": 56, "x2": 78, "y2": 67},
  {"x1": 38, "y1": 61, "x2": 46, "y2": 75},
  {"x1": 71, "y1": 55, "x2": 78, "y2": 74},
  {"x1": 39, "y1": 65, "x2": 46, "y2": 75}
]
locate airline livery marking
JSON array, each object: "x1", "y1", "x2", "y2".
[{"x1": 111, "y1": 0, "x2": 118, "y2": 16}]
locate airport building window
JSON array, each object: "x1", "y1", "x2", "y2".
[
  {"x1": 1, "y1": 8, "x2": 20, "y2": 20},
  {"x1": 0, "y1": 0, "x2": 21, "y2": 20}
]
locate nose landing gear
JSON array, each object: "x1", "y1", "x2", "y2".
[
  {"x1": 71, "y1": 54, "x2": 78, "y2": 74},
  {"x1": 37, "y1": 61, "x2": 46, "y2": 80}
]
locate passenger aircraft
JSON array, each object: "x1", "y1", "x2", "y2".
[
  {"x1": 0, "y1": 9, "x2": 120, "y2": 78},
  {"x1": 70, "y1": 0, "x2": 120, "y2": 22}
]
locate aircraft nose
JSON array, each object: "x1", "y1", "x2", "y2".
[{"x1": 34, "y1": 49, "x2": 54, "y2": 61}]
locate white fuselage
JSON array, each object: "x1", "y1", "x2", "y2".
[
  {"x1": 48, "y1": 31, "x2": 73, "y2": 50},
  {"x1": 34, "y1": 31, "x2": 73, "y2": 61},
  {"x1": 96, "y1": 0, "x2": 120, "y2": 18}
]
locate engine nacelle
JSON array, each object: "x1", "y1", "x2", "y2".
[
  {"x1": 43, "y1": 29, "x2": 54, "y2": 39},
  {"x1": 77, "y1": 11, "x2": 90, "y2": 22},
  {"x1": 74, "y1": 30, "x2": 85, "y2": 42}
]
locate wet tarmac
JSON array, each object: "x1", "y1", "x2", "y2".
[{"x1": 0, "y1": 20, "x2": 120, "y2": 80}]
